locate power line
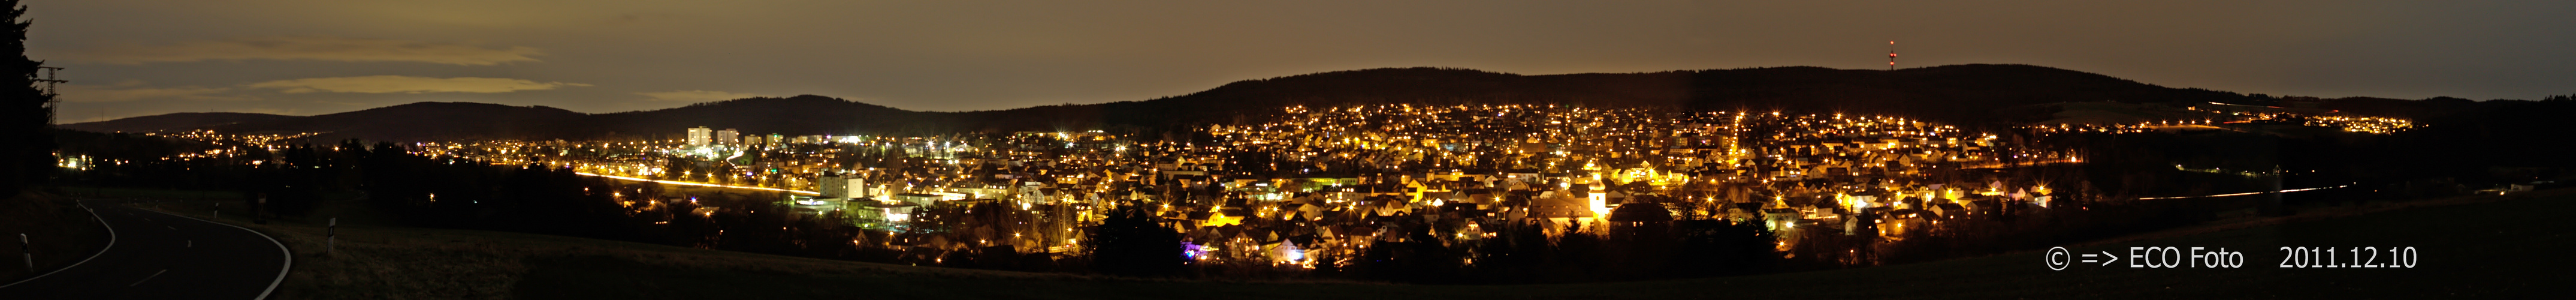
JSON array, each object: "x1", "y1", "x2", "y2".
[
  {"x1": 36, "y1": 67, "x2": 66, "y2": 124},
  {"x1": 35, "y1": 66, "x2": 65, "y2": 98}
]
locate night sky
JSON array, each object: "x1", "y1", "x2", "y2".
[{"x1": 28, "y1": 0, "x2": 2576, "y2": 122}]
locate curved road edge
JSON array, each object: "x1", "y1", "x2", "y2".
[
  {"x1": 0, "y1": 200, "x2": 117, "y2": 289},
  {"x1": 139, "y1": 205, "x2": 293, "y2": 300}
]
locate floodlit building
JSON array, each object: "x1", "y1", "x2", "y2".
[
  {"x1": 686, "y1": 127, "x2": 712, "y2": 146},
  {"x1": 850, "y1": 201, "x2": 919, "y2": 225},
  {"x1": 715, "y1": 128, "x2": 741, "y2": 145},
  {"x1": 846, "y1": 176, "x2": 871, "y2": 199},
  {"x1": 1270, "y1": 238, "x2": 1309, "y2": 265},
  {"x1": 819, "y1": 173, "x2": 848, "y2": 199},
  {"x1": 1607, "y1": 203, "x2": 1674, "y2": 241},
  {"x1": 892, "y1": 193, "x2": 949, "y2": 207},
  {"x1": 816, "y1": 172, "x2": 874, "y2": 200},
  {"x1": 795, "y1": 135, "x2": 831, "y2": 145}
]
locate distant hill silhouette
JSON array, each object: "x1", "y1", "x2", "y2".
[
  {"x1": 1034, "y1": 64, "x2": 2261, "y2": 131},
  {"x1": 580, "y1": 95, "x2": 943, "y2": 140},
  {"x1": 213, "y1": 102, "x2": 584, "y2": 142},
  {"x1": 58, "y1": 112, "x2": 294, "y2": 133},
  {"x1": 62, "y1": 64, "x2": 2278, "y2": 142}
]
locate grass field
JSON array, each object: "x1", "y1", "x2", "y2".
[
  {"x1": 0, "y1": 191, "x2": 110, "y2": 285},
  {"x1": 59, "y1": 186, "x2": 241, "y2": 200},
  {"x1": 129, "y1": 188, "x2": 2572, "y2": 299}
]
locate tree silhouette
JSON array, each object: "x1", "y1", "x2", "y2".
[
  {"x1": 0, "y1": 0, "x2": 51, "y2": 196},
  {"x1": 1087, "y1": 203, "x2": 1182, "y2": 277},
  {"x1": 1675, "y1": 218, "x2": 1778, "y2": 276}
]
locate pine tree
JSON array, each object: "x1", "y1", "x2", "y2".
[
  {"x1": 1086, "y1": 203, "x2": 1182, "y2": 277},
  {"x1": 0, "y1": 0, "x2": 52, "y2": 197}
]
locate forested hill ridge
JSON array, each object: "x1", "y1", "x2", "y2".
[
  {"x1": 59, "y1": 64, "x2": 2516, "y2": 142},
  {"x1": 1055, "y1": 64, "x2": 2257, "y2": 130},
  {"x1": 57, "y1": 112, "x2": 295, "y2": 133}
]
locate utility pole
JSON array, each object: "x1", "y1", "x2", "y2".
[
  {"x1": 35, "y1": 66, "x2": 65, "y2": 102},
  {"x1": 32, "y1": 67, "x2": 65, "y2": 132}
]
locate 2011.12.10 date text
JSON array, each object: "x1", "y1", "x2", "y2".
[{"x1": 2279, "y1": 247, "x2": 2417, "y2": 268}]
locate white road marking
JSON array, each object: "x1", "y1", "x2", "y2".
[
  {"x1": 141, "y1": 207, "x2": 293, "y2": 299},
  {"x1": 129, "y1": 269, "x2": 167, "y2": 287},
  {"x1": 187, "y1": 240, "x2": 192, "y2": 248},
  {"x1": 0, "y1": 200, "x2": 119, "y2": 290},
  {"x1": 166, "y1": 226, "x2": 178, "y2": 230}
]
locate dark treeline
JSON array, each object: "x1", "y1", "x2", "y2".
[
  {"x1": 2059, "y1": 97, "x2": 2576, "y2": 199},
  {"x1": 49, "y1": 129, "x2": 265, "y2": 192},
  {"x1": 349, "y1": 140, "x2": 633, "y2": 237},
  {"x1": 337, "y1": 140, "x2": 1057, "y2": 269},
  {"x1": 1338, "y1": 214, "x2": 1781, "y2": 284}
]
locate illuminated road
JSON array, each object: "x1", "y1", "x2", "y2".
[
  {"x1": 1964, "y1": 158, "x2": 2084, "y2": 169},
  {"x1": 574, "y1": 172, "x2": 820, "y2": 196},
  {"x1": 2134, "y1": 185, "x2": 2352, "y2": 200},
  {"x1": 0, "y1": 199, "x2": 289, "y2": 300}
]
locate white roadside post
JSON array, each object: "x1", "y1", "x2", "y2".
[
  {"x1": 327, "y1": 218, "x2": 336, "y2": 254},
  {"x1": 213, "y1": 202, "x2": 221, "y2": 220},
  {"x1": 20, "y1": 233, "x2": 30, "y2": 272}
]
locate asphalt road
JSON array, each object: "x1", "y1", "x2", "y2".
[{"x1": 0, "y1": 199, "x2": 290, "y2": 299}]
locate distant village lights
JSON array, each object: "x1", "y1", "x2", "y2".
[{"x1": 370, "y1": 104, "x2": 2296, "y2": 268}]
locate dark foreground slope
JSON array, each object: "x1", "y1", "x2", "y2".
[
  {"x1": 127, "y1": 187, "x2": 2566, "y2": 299},
  {"x1": 496, "y1": 189, "x2": 2574, "y2": 299},
  {"x1": 0, "y1": 193, "x2": 110, "y2": 286}
]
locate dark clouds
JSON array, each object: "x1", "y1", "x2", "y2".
[
  {"x1": 60, "y1": 36, "x2": 544, "y2": 65},
  {"x1": 25, "y1": 0, "x2": 2576, "y2": 122}
]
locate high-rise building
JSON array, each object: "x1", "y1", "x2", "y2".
[
  {"x1": 817, "y1": 173, "x2": 847, "y2": 199},
  {"x1": 742, "y1": 136, "x2": 763, "y2": 146},
  {"x1": 848, "y1": 176, "x2": 870, "y2": 199},
  {"x1": 816, "y1": 172, "x2": 872, "y2": 200},
  {"x1": 715, "y1": 128, "x2": 740, "y2": 145},
  {"x1": 767, "y1": 134, "x2": 785, "y2": 147},
  {"x1": 686, "y1": 127, "x2": 712, "y2": 146}
]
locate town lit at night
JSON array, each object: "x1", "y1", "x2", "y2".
[{"x1": 5, "y1": 1, "x2": 2572, "y2": 299}]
